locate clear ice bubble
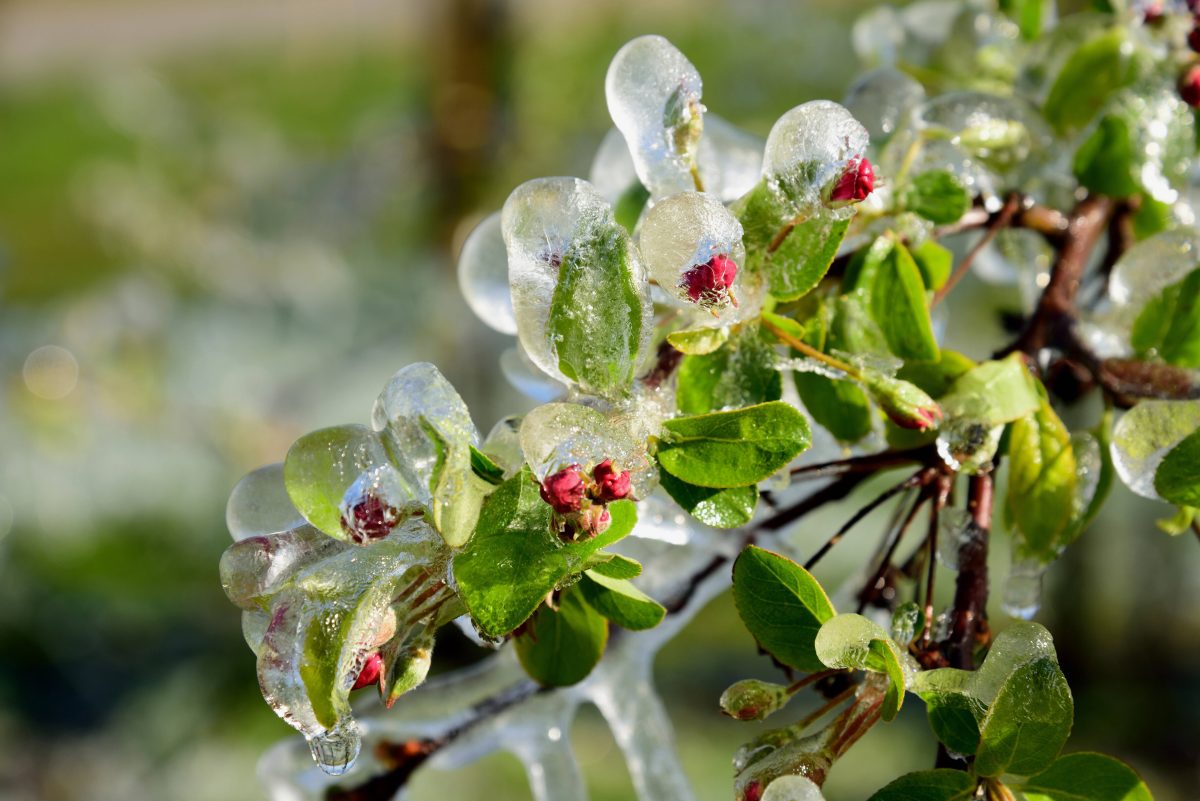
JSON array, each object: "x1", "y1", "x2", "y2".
[
  {"x1": 912, "y1": 91, "x2": 1053, "y2": 176},
  {"x1": 1109, "y1": 228, "x2": 1200, "y2": 308},
  {"x1": 1002, "y1": 557, "x2": 1047, "y2": 620},
  {"x1": 842, "y1": 67, "x2": 926, "y2": 145},
  {"x1": 242, "y1": 610, "x2": 270, "y2": 656},
  {"x1": 851, "y1": 5, "x2": 905, "y2": 67},
  {"x1": 1102, "y1": 86, "x2": 1195, "y2": 206},
  {"x1": 226, "y1": 462, "x2": 307, "y2": 541},
  {"x1": 519, "y1": 401, "x2": 653, "y2": 496},
  {"x1": 936, "y1": 418, "x2": 1004, "y2": 474},
  {"x1": 605, "y1": 35, "x2": 704, "y2": 198},
  {"x1": 638, "y1": 191, "x2": 750, "y2": 323},
  {"x1": 500, "y1": 345, "x2": 568, "y2": 402},
  {"x1": 501, "y1": 176, "x2": 652, "y2": 395},
  {"x1": 762, "y1": 100, "x2": 870, "y2": 217},
  {"x1": 457, "y1": 211, "x2": 518, "y2": 335},
  {"x1": 936, "y1": 508, "x2": 974, "y2": 569},
  {"x1": 1110, "y1": 400, "x2": 1200, "y2": 500}
]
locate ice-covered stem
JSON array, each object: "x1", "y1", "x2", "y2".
[
  {"x1": 944, "y1": 472, "x2": 993, "y2": 671},
  {"x1": 921, "y1": 473, "x2": 953, "y2": 651},
  {"x1": 932, "y1": 194, "x2": 1020, "y2": 307},
  {"x1": 789, "y1": 446, "x2": 939, "y2": 481},
  {"x1": 761, "y1": 316, "x2": 862, "y2": 379},
  {"x1": 857, "y1": 472, "x2": 937, "y2": 611}
]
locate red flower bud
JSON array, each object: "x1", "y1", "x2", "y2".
[
  {"x1": 341, "y1": 492, "x2": 402, "y2": 543},
  {"x1": 592, "y1": 459, "x2": 632, "y2": 502},
  {"x1": 352, "y1": 652, "x2": 383, "y2": 691},
  {"x1": 863, "y1": 373, "x2": 943, "y2": 432},
  {"x1": 1143, "y1": 3, "x2": 1164, "y2": 24},
  {"x1": 681, "y1": 254, "x2": 739, "y2": 306},
  {"x1": 1181, "y1": 65, "x2": 1200, "y2": 108},
  {"x1": 744, "y1": 780, "x2": 763, "y2": 801},
  {"x1": 540, "y1": 465, "x2": 586, "y2": 514},
  {"x1": 829, "y1": 156, "x2": 874, "y2": 205}
]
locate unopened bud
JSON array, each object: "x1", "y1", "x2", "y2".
[
  {"x1": 1180, "y1": 65, "x2": 1200, "y2": 108},
  {"x1": 681, "y1": 254, "x2": 739, "y2": 307},
  {"x1": 352, "y1": 652, "x2": 384, "y2": 691},
  {"x1": 744, "y1": 780, "x2": 763, "y2": 801},
  {"x1": 592, "y1": 459, "x2": 632, "y2": 502},
  {"x1": 540, "y1": 465, "x2": 586, "y2": 513},
  {"x1": 720, "y1": 678, "x2": 791, "y2": 722},
  {"x1": 864, "y1": 373, "x2": 943, "y2": 432},
  {"x1": 828, "y1": 156, "x2": 874, "y2": 205},
  {"x1": 1189, "y1": 26, "x2": 1200, "y2": 53},
  {"x1": 341, "y1": 492, "x2": 403, "y2": 543},
  {"x1": 580, "y1": 504, "x2": 612, "y2": 538}
]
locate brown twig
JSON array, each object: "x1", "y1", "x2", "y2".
[
  {"x1": 932, "y1": 193, "x2": 1021, "y2": 307},
  {"x1": 942, "y1": 473, "x2": 993, "y2": 670},
  {"x1": 804, "y1": 468, "x2": 933, "y2": 570}
]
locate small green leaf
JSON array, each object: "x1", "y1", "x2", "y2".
[
  {"x1": 514, "y1": 586, "x2": 608, "y2": 687},
  {"x1": 676, "y1": 324, "x2": 783, "y2": 415},
  {"x1": 795, "y1": 369, "x2": 874, "y2": 442},
  {"x1": 814, "y1": 613, "x2": 908, "y2": 720},
  {"x1": 1019, "y1": 752, "x2": 1153, "y2": 801},
  {"x1": 1044, "y1": 27, "x2": 1142, "y2": 136},
  {"x1": 866, "y1": 770, "x2": 977, "y2": 801},
  {"x1": 583, "y1": 552, "x2": 642, "y2": 579},
  {"x1": 905, "y1": 171, "x2": 971, "y2": 225},
  {"x1": 659, "y1": 469, "x2": 758, "y2": 528},
  {"x1": 975, "y1": 656, "x2": 1074, "y2": 777},
  {"x1": 1131, "y1": 267, "x2": 1200, "y2": 368},
  {"x1": 1074, "y1": 114, "x2": 1139, "y2": 198},
  {"x1": 469, "y1": 445, "x2": 506, "y2": 485},
  {"x1": 1000, "y1": 0, "x2": 1046, "y2": 39},
  {"x1": 766, "y1": 214, "x2": 851, "y2": 301},
  {"x1": 1155, "y1": 428, "x2": 1200, "y2": 507},
  {"x1": 667, "y1": 325, "x2": 730, "y2": 355},
  {"x1": 844, "y1": 236, "x2": 940, "y2": 362},
  {"x1": 896, "y1": 350, "x2": 976, "y2": 398},
  {"x1": 657, "y1": 401, "x2": 812, "y2": 488},
  {"x1": 580, "y1": 571, "x2": 665, "y2": 630},
  {"x1": 910, "y1": 240, "x2": 954, "y2": 291},
  {"x1": 732, "y1": 545, "x2": 836, "y2": 672},
  {"x1": 1007, "y1": 396, "x2": 1078, "y2": 561},
  {"x1": 941, "y1": 353, "x2": 1040, "y2": 425}
]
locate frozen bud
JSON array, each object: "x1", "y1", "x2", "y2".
[
  {"x1": 341, "y1": 492, "x2": 403, "y2": 544},
  {"x1": 1142, "y1": 3, "x2": 1164, "y2": 24},
  {"x1": 580, "y1": 504, "x2": 613, "y2": 537},
  {"x1": 352, "y1": 652, "x2": 383, "y2": 691},
  {"x1": 865, "y1": 373, "x2": 943, "y2": 431},
  {"x1": 762, "y1": 100, "x2": 870, "y2": 217},
  {"x1": 540, "y1": 465, "x2": 586, "y2": 513},
  {"x1": 828, "y1": 157, "x2": 874, "y2": 205},
  {"x1": 592, "y1": 459, "x2": 632, "y2": 501},
  {"x1": 720, "y1": 679, "x2": 791, "y2": 721},
  {"x1": 744, "y1": 780, "x2": 763, "y2": 801},
  {"x1": 1179, "y1": 65, "x2": 1200, "y2": 108},
  {"x1": 682, "y1": 254, "x2": 740, "y2": 306}
]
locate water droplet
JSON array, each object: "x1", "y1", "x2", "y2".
[{"x1": 307, "y1": 723, "x2": 362, "y2": 776}]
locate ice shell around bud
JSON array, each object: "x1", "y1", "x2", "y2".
[
  {"x1": 761, "y1": 775, "x2": 827, "y2": 801},
  {"x1": 457, "y1": 211, "x2": 517, "y2": 335},
  {"x1": 639, "y1": 191, "x2": 748, "y2": 322},
  {"x1": 719, "y1": 678, "x2": 790, "y2": 721},
  {"x1": 762, "y1": 100, "x2": 870, "y2": 218},
  {"x1": 911, "y1": 92, "x2": 1051, "y2": 175},
  {"x1": 1111, "y1": 400, "x2": 1200, "y2": 500},
  {"x1": 843, "y1": 67, "x2": 926, "y2": 144},
  {"x1": 606, "y1": 35, "x2": 704, "y2": 198},
  {"x1": 226, "y1": 462, "x2": 307, "y2": 541},
  {"x1": 519, "y1": 401, "x2": 653, "y2": 496}
]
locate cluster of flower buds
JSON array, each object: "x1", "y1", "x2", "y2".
[
  {"x1": 351, "y1": 652, "x2": 384, "y2": 691},
  {"x1": 680, "y1": 253, "x2": 740, "y2": 308},
  {"x1": 340, "y1": 491, "x2": 404, "y2": 544},
  {"x1": 827, "y1": 155, "x2": 875, "y2": 206},
  {"x1": 538, "y1": 459, "x2": 632, "y2": 538}
]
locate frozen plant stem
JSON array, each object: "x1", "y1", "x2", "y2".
[
  {"x1": 762, "y1": 316, "x2": 862, "y2": 379},
  {"x1": 932, "y1": 194, "x2": 1020, "y2": 307},
  {"x1": 804, "y1": 469, "x2": 931, "y2": 570}
]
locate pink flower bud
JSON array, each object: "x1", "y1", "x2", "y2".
[
  {"x1": 681, "y1": 254, "x2": 739, "y2": 306},
  {"x1": 1181, "y1": 66, "x2": 1200, "y2": 108},
  {"x1": 1142, "y1": 3, "x2": 1164, "y2": 24},
  {"x1": 863, "y1": 373, "x2": 943, "y2": 432},
  {"x1": 352, "y1": 652, "x2": 383, "y2": 691},
  {"x1": 592, "y1": 459, "x2": 632, "y2": 502},
  {"x1": 744, "y1": 780, "x2": 763, "y2": 801},
  {"x1": 540, "y1": 465, "x2": 586, "y2": 514},
  {"x1": 829, "y1": 156, "x2": 875, "y2": 205},
  {"x1": 341, "y1": 492, "x2": 403, "y2": 543}
]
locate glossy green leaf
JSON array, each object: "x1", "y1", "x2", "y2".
[
  {"x1": 814, "y1": 613, "x2": 908, "y2": 720},
  {"x1": 795, "y1": 369, "x2": 874, "y2": 442},
  {"x1": 910, "y1": 240, "x2": 954, "y2": 291},
  {"x1": 1131, "y1": 267, "x2": 1200, "y2": 369},
  {"x1": 1044, "y1": 27, "x2": 1141, "y2": 136},
  {"x1": 659, "y1": 468, "x2": 758, "y2": 528},
  {"x1": 657, "y1": 401, "x2": 812, "y2": 488},
  {"x1": 677, "y1": 324, "x2": 783, "y2": 415},
  {"x1": 1000, "y1": 0, "x2": 1046, "y2": 39},
  {"x1": 844, "y1": 236, "x2": 940, "y2": 362},
  {"x1": 547, "y1": 223, "x2": 646, "y2": 397},
  {"x1": 1155, "y1": 428, "x2": 1200, "y2": 507},
  {"x1": 940, "y1": 354, "x2": 1040, "y2": 425},
  {"x1": 583, "y1": 552, "x2": 643, "y2": 579},
  {"x1": 897, "y1": 350, "x2": 976, "y2": 398},
  {"x1": 866, "y1": 770, "x2": 977, "y2": 801},
  {"x1": 975, "y1": 656, "x2": 1074, "y2": 777},
  {"x1": 1007, "y1": 396, "x2": 1078, "y2": 561},
  {"x1": 469, "y1": 444, "x2": 506, "y2": 485},
  {"x1": 1074, "y1": 114, "x2": 1139, "y2": 198},
  {"x1": 514, "y1": 586, "x2": 608, "y2": 687},
  {"x1": 905, "y1": 171, "x2": 971, "y2": 225},
  {"x1": 667, "y1": 325, "x2": 730, "y2": 355},
  {"x1": 580, "y1": 571, "x2": 665, "y2": 630},
  {"x1": 766, "y1": 214, "x2": 851, "y2": 300},
  {"x1": 1018, "y1": 752, "x2": 1154, "y2": 801},
  {"x1": 732, "y1": 545, "x2": 836, "y2": 672},
  {"x1": 613, "y1": 181, "x2": 650, "y2": 233}
]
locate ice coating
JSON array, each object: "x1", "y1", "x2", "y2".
[
  {"x1": 1110, "y1": 400, "x2": 1200, "y2": 500},
  {"x1": 762, "y1": 100, "x2": 870, "y2": 217},
  {"x1": 481, "y1": 415, "x2": 525, "y2": 475},
  {"x1": 606, "y1": 35, "x2": 704, "y2": 198},
  {"x1": 1002, "y1": 557, "x2": 1047, "y2": 620},
  {"x1": 220, "y1": 525, "x2": 348, "y2": 611},
  {"x1": 842, "y1": 67, "x2": 926, "y2": 144},
  {"x1": 936, "y1": 418, "x2": 1004, "y2": 474},
  {"x1": 457, "y1": 211, "x2": 517, "y2": 335},
  {"x1": 519, "y1": 401, "x2": 653, "y2": 496},
  {"x1": 226, "y1": 462, "x2": 307, "y2": 541},
  {"x1": 639, "y1": 191, "x2": 747, "y2": 321},
  {"x1": 500, "y1": 345, "x2": 568, "y2": 402},
  {"x1": 936, "y1": 508, "x2": 974, "y2": 570},
  {"x1": 912, "y1": 92, "x2": 1052, "y2": 176},
  {"x1": 589, "y1": 126, "x2": 642, "y2": 203},
  {"x1": 761, "y1": 775, "x2": 828, "y2": 801},
  {"x1": 501, "y1": 176, "x2": 652, "y2": 395}
]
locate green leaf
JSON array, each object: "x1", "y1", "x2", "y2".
[
  {"x1": 583, "y1": 552, "x2": 642, "y2": 579},
  {"x1": 1007, "y1": 396, "x2": 1078, "y2": 561},
  {"x1": 814, "y1": 613, "x2": 908, "y2": 720},
  {"x1": 613, "y1": 181, "x2": 650, "y2": 233},
  {"x1": 547, "y1": 222, "x2": 646, "y2": 397},
  {"x1": 1155, "y1": 428, "x2": 1200, "y2": 507},
  {"x1": 795, "y1": 369, "x2": 874, "y2": 442},
  {"x1": 975, "y1": 656, "x2": 1074, "y2": 777},
  {"x1": 866, "y1": 770, "x2": 977, "y2": 801},
  {"x1": 905, "y1": 171, "x2": 971, "y2": 225},
  {"x1": 731, "y1": 545, "x2": 836, "y2": 672},
  {"x1": 843, "y1": 236, "x2": 940, "y2": 362},
  {"x1": 766, "y1": 214, "x2": 851, "y2": 301},
  {"x1": 1074, "y1": 114, "x2": 1140, "y2": 198},
  {"x1": 1019, "y1": 752, "x2": 1154, "y2": 801},
  {"x1": 940, "y1": 354, "x2": 1040, "y2": 425},
  {"x1": 676, "y1": 324, "x2": 783, "y2": 415},
  {"x1": 1000, "y1": 0, "x2": 1046, "y2": 39},
  {"x1": 579, "y1": 571, "x2": 665, "y2": 630},
  {"x1": 897, "y1": 350, "x2": 976, "y2": 398},
  {"x1": 1131, "y1": 267, "x2": 1200, "y2": 368},
  {"x1": 667, "y1": 325, "x2": 730, "y2": 355},
  {"x1": 452, "y1": 470, "x2": 637, "y2": 636},
  {"x1": 657, "y1": 401, "x2": 812, "y2": 488},
  {"x1": 469, "y1": 445, "x2": 506, "y2": 485},
  {"x1": 514, "y1": 586, "x2": 608, "y2": 687},
  {"x1": 659, "y1": 468, "x2": 758, "y2": 528},
  {"x1": 1044, "y1": 27, "x2": 1142, "y2": 136},
  {"x1": 910, "y1": 240, "x2": 954, "y2": 292}
]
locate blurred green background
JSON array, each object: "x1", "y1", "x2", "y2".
[{"x1": 0, "y1": 1, "x2": 1196, "y2": 799}]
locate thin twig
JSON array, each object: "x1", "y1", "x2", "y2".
[
  {"x1": 857, "y1": 474, "x2": 934, "y2": 612},
  {"x1": 932, "y1": 193, "x2": 1020, "y2": 307},
  {"x1": 804, "y1": 468, "x2": 931, "y2": 571}
]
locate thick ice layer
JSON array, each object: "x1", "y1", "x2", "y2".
[
  {"x1": 519, "y1": 401, "x2": 653, "y2": 496},
  {"x1": 842, "y1": 68, "x2": 926, "y2": 144},
  {"x1": 1002, "y1": 557, "x2": 1047, "y2": 620},
  {"x1": 227, "y1": 462, "x2": 308, "y2": 541},
  {"x1": 481, "y1": 415, "x2": 526, "y2": 475},
  {"x1": 639, "y1": 191, "x2": 748, "y2": 322},
  {"x1": 762, "y1": 101, "x2": 870, "y2": 217},
  {"x1": 500, "y1": 345, "x2": 568, "y2": 403},
  {"x1": 605, "y1": 35, "x2": 704, "y2": 198},
  {"x1": 1110, "y1": 228, "x2": 1200, "y2": 307},
  {"x1": 1110, "y1": 400, "x2": 1200, "y2": 500},
  {"x1": 912, "y1": 92, "x2": 1052, "y2": 177},
  {"x1": 457, "y1": 211, "x2": 517, "y2": 335},
  {"x1": 220, "y1": 525, "x2": 348, "y2": 611}
]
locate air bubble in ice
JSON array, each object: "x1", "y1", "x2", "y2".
[{"x1": 457, "y1": 211, "x2": 517, "y2": 335}]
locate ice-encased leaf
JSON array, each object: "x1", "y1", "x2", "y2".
[
  {"x1": 226, "y1": 462, "x2": 307, "y2": 541},
  {"x1": 1155, "y1": 429, "x2": 1200, "y2": 509},
  {"x1": 502, "y1": 177, "x2": 652, "y2": 398},
  {"x1": 1006, "y1": 397, "x2": 1078, "y2": 562},
  {"x1": 220, "y1": 525, "x2": 349, "y2": 611},
  {"x1": 1042, "y1": 26, "x2": 1144, "y2": 137},
  {"x1": 457, "y1": 212, "x2": 517, "y2": 335},
  {"x1": 676, "y1": 323, "x2": 782, "y2": 416},
  {"x1": 940, "y1": 353, "x2": 1040, "y2": 426},
  {"x1": 371, "y1": 362, "x2": 482, "y2": 547},
  {"x1": 1111, "y1": 400, "x2": 1200, "y2": 500},
  {"x1": 520, "y1": 401, "x2": 653, "y2": 495},
  {"x1": 843, "y1": 67, "x2": 926, "y2": 145},
  {"x1": 639, "y1": 191, "x2": 751, "y2": 323},
  {"x1": 605, "y1": 35, "x2": 704, "y2": 198},
  {"x1": 974, "y1": 655, "x2": 1072, "y2": 777},
  {"x1": 813, "y1": 613, "x2": 908, "y2": 721},
  {"x1": 865, "y1": 770, "x2": 976, "y2": 801},
  {"x1": 1130, "y1": 267, "x2": 1200, "y2": 368},
  {"x1": 1017, "y1": 752, "x2": 1154, "y2": 801},
  {"x1": 762, "y1": 100, "x2": 870, "y2": 217},
  {"x1": 842, "y1": 235, "x2": 940, "y2": 362},
  {"x1": 913, "y1": 91, "x2": 1052, "y2": 176}
]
